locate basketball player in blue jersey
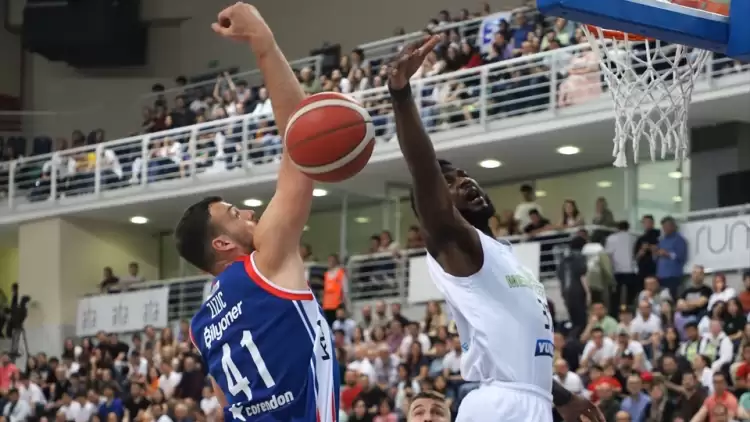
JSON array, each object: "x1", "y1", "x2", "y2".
[
  {"x1": 174, "y1": 3, "x2": 338, "y2": 421},
  {"x1": 385, "y1": 36, "x2": 605, "y2": 422}
]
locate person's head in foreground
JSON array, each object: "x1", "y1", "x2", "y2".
[
  {"x1": 175, "y1": 196, "x2": 257, "y2": 275},
  {"x1": 411, "y1": 159, "x2": 496, "y2": 234},
  {"x1": 408, "y1": 391, "x2": 450, "y2": 422}
]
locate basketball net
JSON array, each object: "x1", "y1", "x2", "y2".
[{"x1": 581, "y1": 27, "x2": 711, "y2": 167}]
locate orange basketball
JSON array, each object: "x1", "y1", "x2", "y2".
[{"x1": 285, "y1": 92, "x2": 375, "y2": 183}]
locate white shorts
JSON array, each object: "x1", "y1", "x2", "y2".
[{"x1": 456, "y1": 383, "x2": 553, "y2": 422}]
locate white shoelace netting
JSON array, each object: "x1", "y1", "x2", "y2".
[{"x1": 582, "y1": 26, "x2": 711, "y2": 167}]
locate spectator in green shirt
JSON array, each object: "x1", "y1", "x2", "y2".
[{"x1": 580, "y1": 302, "x2": 619, "y2": 343}]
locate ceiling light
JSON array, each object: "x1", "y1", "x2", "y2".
[
  {"x1": 639, "y1": 183, "x2": 655, "y2": 190},
  {"x1": 354, "y1": 216, "x2": 370, "y2": 224},
  {"x1": 535, "y1": 190, "x2": 547, "y2": 197},
  {"x1": 556, "y1": 146, "x2": 580, "y2": 155},
  {"x1": 668, "y1": 171, "x2": 683, "y2": 179},
  {"x1": 130, "y1": 216, "x2": 148, "y2": 224},
  {"x1": 312, "y1": 188, "x2": 328, "y2": 197},
  {"x1": 597, "y1": 180, "x2": 612, "y2": 188},
  {"x1": 243, "y1": 198, "x2": 263, "y2": 207},
  {"x1": 672, "y1": 195, "x2": 683, "y2": 203},
  {"x1": 478, "y1": 159, "x2": 502, "y2": 169}
]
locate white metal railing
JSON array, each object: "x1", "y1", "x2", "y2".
[
  {"x1": 139, "y1": 55, "x2": 324, "y2": 108},
  {"x1": 0, "y1": 42, "x2": 747, "y2": 213},
  {"x1": 78, "y1": 203, "x2": 750, "y2": 319},
  {"x1": 358, "y1": 15, "x2": 487, "y2": 64}
]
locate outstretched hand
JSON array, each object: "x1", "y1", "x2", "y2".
[
  {"x1": 387, "y1": 35, "x2": 441, "y2": 90},
  {"x1": 211, "y1": 2, "x2": 275, "y2": 55},
  {"x1": 556, "y1": 395, "x2": 605, "y2": 422}
]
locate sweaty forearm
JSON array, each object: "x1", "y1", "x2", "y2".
[{"x1": 552, "y1": 379, "x2": 573, "y2": 407}]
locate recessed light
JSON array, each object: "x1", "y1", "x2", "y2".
[
  {"x1": 556, "y1": 146, "x2": 580, "y2": 155},
  {"x1": 354, "y1": 216, "x2": 370, "y2": 224},
  {"x1": 668, "y1": 171, "x2": 683, "y2": 179},
  {"x1": 672, "y1": 195, "x2": 683, "y2": 203},
  {"x1": 479, "y1": 159, "x2": 502, "y2": 169},
  {"x1": 312, "y1": 189, "x2": 328, "y2": 197},
  {"x1": 639, "y1": 183, "x2": 655, "y2": 190},
  {"x1": 535, "y1": 190, "x2": 547, "y2": 197},
  {"x1": 597, "y1": 180, "x2": 612, "y2": 188},
  {"x1": 243, "y1": 198, "x2": 263, "y2": 207},
  {"x1": 130, "y1": 216, "x2": 148, "y2": 224}
]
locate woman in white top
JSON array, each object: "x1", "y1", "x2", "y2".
[{"x1": 707, "y1": 273, "x2": 736, "y2": 312}]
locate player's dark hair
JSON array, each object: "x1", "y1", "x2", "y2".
[
  {"x1": 413, "y1": 390, "x2": 446, "y2": 402},
  {"x1": 175, "y1": 196, "x2": 224, "y2": 273}
]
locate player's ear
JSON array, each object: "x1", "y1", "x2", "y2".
[{"x1": 211, "y1": 235, "x2": 236, "y2": 252}]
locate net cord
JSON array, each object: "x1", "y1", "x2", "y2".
[{"x1": 581, "y1": 27, "x2": 711, "y2": 167}]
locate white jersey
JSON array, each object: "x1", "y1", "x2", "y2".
[{"x1": 425, "y1": 228, "x2": 554, "y2": 401}]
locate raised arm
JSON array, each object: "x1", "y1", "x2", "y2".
[
  {"x1": 212, "y1": 3, "x2": 312, "y2": 286},
  {"x1": 387, "y1": 37, "x2": 482, "y2": 277}
]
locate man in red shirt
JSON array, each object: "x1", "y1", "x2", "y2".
[
  {"x1": 692, "y1": 373, "x2": 743, "y2": 421},
  {"x1": 339, "y1": 369, "x2": 362, "y2": 413},
  {"x1": 0, "y1": 353, "x2": 19, "y2": 393},
  {"x1": 734, "y1": 344, "x2": 750, "y2": 388},
  {"x1": 587, "y1": 365, "x2": 622, "y2": 402}
]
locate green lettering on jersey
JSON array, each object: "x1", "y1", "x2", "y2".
[{"x1": 505, "y1": 271, "x2": 545, "y2": 296}]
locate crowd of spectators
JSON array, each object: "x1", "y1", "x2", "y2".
[{"x1": 1, "y1": 2, "x2": 746, "y2": 202}]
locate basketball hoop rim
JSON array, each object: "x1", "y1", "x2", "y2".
[{"x1": 583, "y1": 24, "x2": 653, "y2": 42}]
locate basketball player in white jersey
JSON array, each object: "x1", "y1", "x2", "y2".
[{"x1": 386, "y1": 36, "x2": 605, "y2": 422}]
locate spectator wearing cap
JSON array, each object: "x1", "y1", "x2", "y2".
[
  {"x1": 2, "y1": 387, "x2": 31, "y2": 422},
  {"x1": 654, "y1": 216, "x2": 688, "y2": 300},
  {"x1": 620, "y1": 373, "x2": 650, "y2": 422}
]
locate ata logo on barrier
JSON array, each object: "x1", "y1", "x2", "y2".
[
  {"x1": 81, "y1": 305, "x2": 97, "y2": 331},
  {"x1": 112, "y1": 301, "x2": 129, "y2": 327},
  {"x1": 682, "y1": 216, "x2": 750, "y2": 271},
  {"x1": 143, "y1": 300, "x2": 161, "y2": 325}
]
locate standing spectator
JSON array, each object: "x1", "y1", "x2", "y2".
[
  {"x1": 119, "y1": 262, "x2": 146, "y2": 287},
  {"x1": 323, "y1": 254, "x2": 347, "y2": 325},
  {"x1": 606, "y1": 221, "x2": 638, "y2": 310},
  {"x1": 655, "y1": 216, "x2": 688, "y2": 300},
  {"x1": 634, "y1": 215, "x2": 660, "y2": 283},
  {"x1": 557, "y1": 236, "x2": 589, "y2": 336}
]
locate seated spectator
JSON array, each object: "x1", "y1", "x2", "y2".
[
  {"x1": 707, "y1": 273, "x2": 736, "y2": 312},
  {"x1": 557, "y1": 44, "x2": 602, "y2": 107}
]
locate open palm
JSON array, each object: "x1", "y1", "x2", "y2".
[{"x1": 387, "y1": 35, "x2": 441, "y2": 90}]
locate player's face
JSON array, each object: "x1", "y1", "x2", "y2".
[
  {"x1": 443, "y1": 168, "x2": 494, "y2": 224},
  {"x1": 409, "y1": 398, "x2": 449, "y2": 422},
  {"x1": 209, "y1": 201, "x2": 256, "y2": 256}
]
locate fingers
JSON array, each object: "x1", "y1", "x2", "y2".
[{"x1": 211, "y1": 23, "x2": 229, "y2": 36}]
